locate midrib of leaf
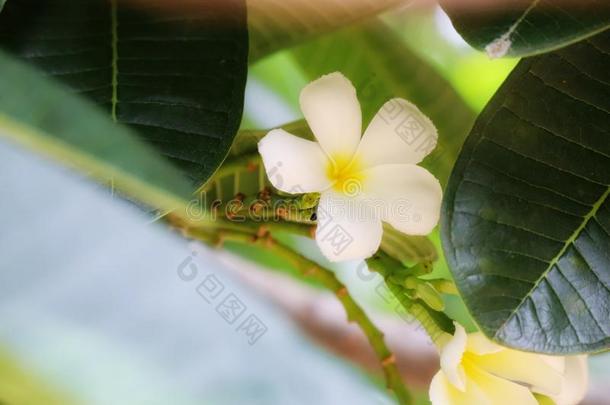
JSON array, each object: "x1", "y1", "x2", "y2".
[
  {"x1": 0, "y1": 0, "x2": 249, "y2": 193},
  {"x1": 0, "y1": 113, "x2": 189, "y2": 214},
  {"x1": 445, "y1": 0, "x2": 610, "y2": 59},
  {"x1": 110, "y1": 0, "x2": 118, "y2": 122},
  {"x1": 521, "y1": 24, "x2": 610, "y2": 59},
  {"x1": 487, "y1": 0, "x2": 610, "y2": 59},
  {"x1": 486, "y1": 0, "x2": 540, "y2": 56},
  {"x1": 495, "y1": 185, "x2": 610, "y2": 339}
]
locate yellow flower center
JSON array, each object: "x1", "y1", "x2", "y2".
[{"x1": 326, "y1": 154, "x2": 364, "y2": 196}]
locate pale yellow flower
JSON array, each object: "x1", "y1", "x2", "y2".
[
  {"x1": 430, "y1": 323, "x2": 588, "y2": 405},
  {"x1": 258, "y1": 72, "x2": 441, "y2": 262}
]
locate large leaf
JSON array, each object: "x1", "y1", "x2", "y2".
[
  {"x1": 292, "y1": 21, "x2": 476, "y2": 186},
  {"x1": 248, "y1": 0, "x2": 408, "y2": 62},
  {"x1": 0, "y1": 49, "x2": 192, "y2": 212},
  {"x1": 441, "y1": 30, "x2": 610, "y2": 353},
  {"x1": 0, "y1": 0, "x2": 248, "y2": 188},
  {"x1": 442, "y1": 0, "x2": 610, "y2": 58}
]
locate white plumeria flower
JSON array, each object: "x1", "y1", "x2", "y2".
[
  {"x1": 258, "y1": 72, "x2": 442, "y2": 262},
  {"x1": 430, "y1": 323, "x2": 588, "y2": 405}
]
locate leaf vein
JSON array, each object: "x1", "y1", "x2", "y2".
[
  {"x1": 471, "y1": 159, "x2": 592, "y2": 208},
  {"x1": 453, "y1": 209, "x2": 565, "y2": 243},
  {"x1": 485, "y1": 137, "x2": 606, "y2": 186},
  {"x1": 527, "y1": 69, "x2": 610, "y2": 115},
  {"x1": 500, "y1": 105, "x2": 610, "y2": 160},
  {"x1": 462, "y1": 178, "x2": 583, "y2": 219},
  {"x1": 495, "y1": 186, "x2": 610, "y2": 339}
]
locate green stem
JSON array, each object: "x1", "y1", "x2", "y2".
[
  {"x1": 172, "y1": 207, "x2": 453, "y2": 341},
  {"x1": 367, "y1": 253, "x2": 453, "y2": 343},
  {"x1": 184, "y1": 223, "x2": 413, "y2": 405}
]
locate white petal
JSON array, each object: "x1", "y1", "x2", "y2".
[
  {"x1": 429, "y1": 370, "x2": 489, "y2": 405},
  {"x1": 547, "y1": 355, "x2": 588, "y2": 405},
  {"x1": 440, "y1": 322, "x2": 468, "y2": 391},
  {"x1": 466, "y1": 332, "x2": 504, "y2": 355},
  {"x1": 466, "y1": 363, "x2": 539, "y2": 405},
  {"x1": 358, "y1": 98, "x2": 437, "y2": 168},
  {"x1": 258, "y1": 129, "x2": 331, "y2": 193},
  {"x1": 473, "y1": 349, "x2": 564, "y2": 396},
  {"x1": 299, "y1": 72, "x2": 362, "y2": 159},
  {"x1": 540, "y1": 355, "x2": 566, "y2": 374},
  {"x1": 315, "y1": 191, "x2": 382, "y2": 262},
  {"x1": 360, "y1": 164, "x2": 442, "y2": 235}
]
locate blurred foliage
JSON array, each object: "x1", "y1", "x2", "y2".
[
  {"x1": 0, "y1": 50, "x2": 193, "y2": 212},
  {"x1": 250, "y1": 52, "x2": 308, "y2": 114},
  {"x1": 384, "y1": 7, "x2": 519, "y2": 112},
  {"x1": 0, "y1": 350, "x2": 74, "y2": 404},
  {"x1": 224, "y1": 240, "x2": 318, "y2": 285},
  {"x1": 248, "y1": 0, "x2": 408, "y2": 62}
]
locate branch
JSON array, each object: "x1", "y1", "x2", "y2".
[
  {"x1": 184, "y1": 225, "x2": 414, "y2": 405},
  {"x1": 215, "y1": 251, "x2": 439, "y2": 388}
]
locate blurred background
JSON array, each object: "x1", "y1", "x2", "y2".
[{"x1": 0, "y1": 1, "x2": 609, "y2": 404}]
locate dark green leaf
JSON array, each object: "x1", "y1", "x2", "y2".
[
  {"x1": 442, "y1": 0, "x2": 610, "y2": 58},
  {"x1": 0, "y1": 49, "x2": 193, "y2": 210},
  {"x1": 292, "y1": 21, "x2": 476, "y2": 186},
  {"x1": 442, "y1": 30, "x2": 610, "y2": 353},
  {"x1": 0, "y1": 0, "x2": 248, "y2": 189},
  {"x1": 248, "y1": 0, "x2": 407, "y2": 62}
]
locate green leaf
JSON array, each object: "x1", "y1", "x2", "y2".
[
  {"x1": 0, "y1": 0, "x2": 5, "y2": 12},
  {"x1": 441, "y1": 0, "x2": 610, "y2": 58},
  {"x1": 292, "y1": 21, "x2": 476, "y2": 186},
  {"x1": 441, "y1": 30, "x2": 610, "y2": 353},
  {"x1": 0, "y1": 49, "x2": 193, "y2": 211},
  {"x1": 0, "y1": 350, "x2": 74, "y2": 405},
  {"x1": 0, "y1": 0, "x2": 248, "y2": 188},
  {"x1": 248, "y1": 0, "x2": 407, "y2": 62}
]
